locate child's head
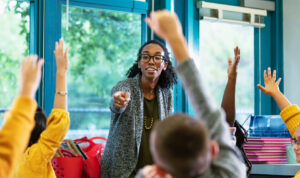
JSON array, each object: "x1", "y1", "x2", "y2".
[
  {"x1": 150, "y1": 114, "x2": 219, "y2": 178},
  {"x1": 293, "y1": 124, "x2": 300, "y2": 162},
  {"x1": 28, "y1": 107, "x2": 47, "y2": 147}
]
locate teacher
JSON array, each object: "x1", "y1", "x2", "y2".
[{"x1": 101, "y1": 40, "x2": 177, "y2": 178}]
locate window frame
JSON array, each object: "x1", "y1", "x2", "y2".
[
  {"x1": 172, "y1": 0, "x2": 283, "y2": 116},
  {"x1": 24, "y1": 0, "x2": 284, "y2": 116},
  {"x1": 43, "y1": 0, "x2": 148, "y2": 115}
]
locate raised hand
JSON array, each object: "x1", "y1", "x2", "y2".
[
  {"x1": 221, "y1": 46, "x2": 240, "y2": 127},
  {"x1": 53, "y1": 39, "x2": 68, "y2": 109},
  {"x1": 54, "y1": 39, "x2": 68, "y2": 75},
  {"x1": 113, "y1": 91, "x2": 131, "y2": 108},
  {"x1": 145, "y1": 10, "x2": 182, "y2": 42},
  {"x1": 145, "y1": 10, "x2": 189, "y2": 63},
  {"x1": 257, "y1": 68, "x2": 282, "y2": 97},
  {"x1": 19, "y1": 55, "x2": 44, "y2": 99},
  {"x1": 227, "y1": 46, "x2": 240, "y2": 79}
]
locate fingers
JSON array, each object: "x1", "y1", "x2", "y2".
[
  {"x1": 113, "y1": 91, "x2": 131, "y2": 108},
  {"x1": 234, "y1": 55, "x2": 240, "y2": 65},
  {"x1": 143, "y1": 165, "x2": 158, "y2": 178},
  {"x1": 22, "y1": 55, "x2": 38, "y2": 68},
  {"x1": 264, "y1": 67, "x2": 280, "y2": 83},
  {"x1": 27, "y1": 55, "x2": 37, "y2": 62},
  {"x1": 59, "y1": 38, "x2": 64, "y2": 49},
  {"x1": 272, "y1": 69, "x2": 277, "y2": 82},
  {"x1": 236, "y1": 46, "x2": 240, "y2": 56},
  {"x1": 54, "y1": 38, "x2": 66, "y2": 53},
  {"x1": 37, "y1": 58, "x2": 44, "y2": 70},
  {"x1": 233, "y1": 55, "x2": 240, "y2": 68},
  {"x1": 142, "y1": 165, "x2": 156, "y2": 178},
  {"x1": 230, "y1": 46, "x2": 240, "y2": 70},
  {"x1": 64, "y1": 47, "x2": 69, "y2": 58},
  {"x1": 19, "y1": 55, "x2": 43, "y2": 98},
  {"x1": 257, "y1": 84, "x2": 267, "y2": 93},
  {"x1": 275, "y1": 77, "x2": 282, "y2": 85},
  {"x1": 228, "y1": 57, "x2": 232, "y2": 67},
  {"x1": 234, "y1": 46, "x2": 240, "y2": 57},
  {"x1": 267, "y1": 67, "x2": 271, "y2": 79},
  {"x1": 30, "y1": 54, "x2": 38, "y2": 62},
  {"x1": 122, "y1": 92, "x2": 131, "y2": 100},
  {"x1": 145, "y1": 17, "x2": 154, "y2": 29}
]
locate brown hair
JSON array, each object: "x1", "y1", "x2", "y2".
[{"x1": 150, "y1": 114, "x2": 211, "y2": 178}]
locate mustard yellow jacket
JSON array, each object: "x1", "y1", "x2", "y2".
[
  {"x1": 12, "y1": 109, "x2": 70, "y2": 178},
  {"x1": 280, "y1": 104, "x2": 300, "y2": 178},
  {"x1": 0, "y1": 96, "x2": 37, "y2": 178}
]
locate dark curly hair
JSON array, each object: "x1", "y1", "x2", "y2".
[{"x1": 126, "y1": 40, "x2": 177, "y2": 89}]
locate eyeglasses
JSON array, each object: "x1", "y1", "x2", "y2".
[
  {"x1": 139, "y1": 54, "x2": 165, "y2": 64},
  {"x1": 291, "y1": 138, "x2": 300, "y2": 146}
]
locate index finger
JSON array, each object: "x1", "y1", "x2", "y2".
[
  {"x1": 59, "y1": 38, "x2": 64, "y2": 49},
  {"x1": 113, "y1": 91, "x2": 122, "y2": 98},
  {"x1": 234, "y1": 46, "x2": 240, "y2": 55}
]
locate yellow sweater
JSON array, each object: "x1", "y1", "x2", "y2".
[
  {"x1": 12, "y1": 109, "x2": 70, "y2": 178},
  {"x1": 0, "y1": 96, "x2": 37, "y2": 178},
  {"x1": 280, "y1": 104, "x2": 300, "y2": 178},
  {"x1": 280, "y1": 104, "x2": 300, "y2": 138}
]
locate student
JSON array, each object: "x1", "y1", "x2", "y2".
[
  {"x1": 0, "y1": 55, "x2": 44, "y2": 178},
  {"x1": 12, "y1": 39, "x2": 70, "y2": 177},
  {"x1": 257, "y1": 68, "x2": 300, "y2": 177},
  {"x1": 221, "y1": 47, "x2": 252, "y2": 176},
  {"x1": 136, "y1": 10, "x2": 246, "y2": 178}
]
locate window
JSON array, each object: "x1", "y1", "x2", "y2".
[
  {"x1": 0, "y1": 0, "x2": 29, "y2": 127},
  {"x1": 61, "y1": 6, "x2": 142, "y2": 139},
  {"x1": 197, "y1": 20, "x2": 254, "y2": 128}
]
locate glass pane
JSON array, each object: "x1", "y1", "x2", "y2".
[
  {"x1": 0, "y1": 0, "x2": 29, "y2": 126},
  {"x1": 62, "y1": 6, "x2": 141, "y2": 139},
  {"x1": 198, "y1": 20, "x2": 254, "y2": 130}
]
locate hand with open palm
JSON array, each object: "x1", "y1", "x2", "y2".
[{"x1": 257, "y1": 67, "x2": 282, "y2": 97}]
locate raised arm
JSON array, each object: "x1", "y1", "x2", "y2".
[
  {"x1": 257, "y1": 68, "x2": 290, "y2": 110},
  {"x1": 22, "y1": 40, "x2": 70, "y2": 169},
  {"x1": 145, "y1": 11, "x2": 189, "y2": 63},
  {"x1": 221, "y1": 47, "x2": 240, "y2": 127},
  {"x1": 146, "y1": 10, "x2": 246, "y2": 178},
  {"x1": 53, "y1": 39, "x2": 68, "y2": 109},
  {"x1": 0, "y1": 55, "x2": 43, "y2": 178},
  {"x1": 256, "y1": 68, "x2": 300, "y2": 137}
]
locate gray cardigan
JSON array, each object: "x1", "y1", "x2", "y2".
[
  {"x1": 101, "y1": 75, "x2": 173, "y2": 178},
  {"x1": 136, "y1": 59, "x2": 246, "y2": 178}
]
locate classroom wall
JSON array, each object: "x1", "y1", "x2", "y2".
[{"x1": 283, "y1": 0, "x2": 300, "y2": 106}]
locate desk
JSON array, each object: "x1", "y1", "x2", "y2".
[{"x1": 250, "y1": 164, "x2": 300, "y2": 178}]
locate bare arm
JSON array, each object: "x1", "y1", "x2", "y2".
[
  {"x1": 53, "y1": 39, "x2": 68, "y2": 109},
  {"x1": 221, "y1": 47, "x2": 240, "y2": 126},
  {"x1": 257, "y1": 68, "x2": 290, "y2": 111},
  {"x1": 145, "y1": 10, "x2": 246, "y2": 178}
]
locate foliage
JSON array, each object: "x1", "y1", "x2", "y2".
[
  {"x1": 61, "y1": 6, "x2": 141, "y2": 131},
  {"x1": 1, "y1": 2, "x2": 254, "y2": 135},
  {"x1": 0, "y1": 0, "x2": 29, "y2": 109},
  {"x1": 0, "y1": 2, "x2": 141, "y2": 135}
]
